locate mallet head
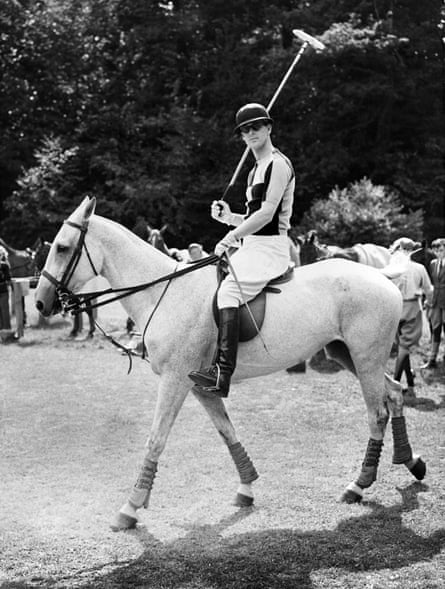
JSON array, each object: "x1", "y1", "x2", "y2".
[{"x1": 292, "y1": 29, "x2": 326, "y2": 52}]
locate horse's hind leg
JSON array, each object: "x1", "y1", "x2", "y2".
[
  {"x1": 327, "y1": 341, "x2": 388, "y2": 503},
  {"x1": 192, "y1": 387, "x2": 259, "y2": 507},
  {"x1": 384, "y1": 373, "x2": 426, "y2": 481},
  {"x1": 342, "y1": 367, "x2": 389, "y2": 504}
]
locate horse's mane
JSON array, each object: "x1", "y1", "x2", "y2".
[{"x1": 93, "y1": 215, "x2": 168, "y2": 256}]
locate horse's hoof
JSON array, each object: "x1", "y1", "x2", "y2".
[
  {"x1": 341, "y1": 489, "x2": 362, "y2": 504},
  {"x1": 233, "y1": 493, "x2": 254, "y2": 507},
  {"x1": 409, "y1": 457, "x2": 426, "y2": 481},
  {"x1": 110, "y1": 511, "x2": 138, "y2": 532}
]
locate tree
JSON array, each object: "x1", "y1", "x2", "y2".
[
  {"x1": 0, "y1": 0, "x2": 442, "y2": 248},
  {"x1": 4, "y1": 136, "x2": 79, "y2": 242}
]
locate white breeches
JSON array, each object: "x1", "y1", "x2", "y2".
[{"x1": 217, "y1": 235, "x2": 290, "y2": 308}]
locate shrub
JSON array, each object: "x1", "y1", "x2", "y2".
[{"x1": 296, "y1": 177, "x2": 423, "y2": 246}]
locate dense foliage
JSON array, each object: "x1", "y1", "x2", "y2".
[
  {"x1": 296, "y1": 177, "x2": 424, "y2": 246},
  {"x1": 0, "y1": 0, "x2": 443, "y2": 249}
]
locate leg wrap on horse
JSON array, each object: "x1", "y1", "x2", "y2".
[
  {"x1": 229, "y1": 442, "x2": 259, "y2": 484},
  {"x1": 391, "y1": 416, "x2": 413, "y2": 464},
  {"x1": 356, "y1": 438, "x2": 383, "y2": 489},
  {"x1": 129, "y1": 458, "x2": 158, "y2": 509}
]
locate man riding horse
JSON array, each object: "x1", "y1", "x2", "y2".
[{"x1": 189, "y1": 103, "x2": 295, "y2": 397}]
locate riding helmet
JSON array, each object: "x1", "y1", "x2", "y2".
[{"x1": 234, "y1": 103, "x2": 273, "y2": 133}]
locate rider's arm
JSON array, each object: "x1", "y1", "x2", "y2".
[{"x1": 228, "y1": 213, "x2": 245, "y2": 227}]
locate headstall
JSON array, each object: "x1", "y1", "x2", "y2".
[{"x1": 41, "y1": 219, "x2": 99, "y2": 314}]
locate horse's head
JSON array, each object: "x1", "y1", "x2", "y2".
[
  {"x1": 299, "y1": 231, "x2": 330, "y2": 265},
  {"x1": 35, "y1": 196, "x2": 100, "y2": 316},
  {"x1": 148, "y1": 225, "x2": 170, "y2": 256}
]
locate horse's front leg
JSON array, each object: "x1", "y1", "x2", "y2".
[
  {"x1": 111, "y1": 373, "x2": 189, "y2": 531},
  {"x1": 192, "y1": 387, "x2": 259, "y2": 507}
]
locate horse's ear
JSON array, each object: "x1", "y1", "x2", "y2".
[
  {"x1": 84, "y1": 196, "x2": 96, "y2": 220},
  {"x1": 160, "y1": 224, "x2": 169, "y2": 234},
  {"x1": 309, "y1": 230, "x2": 317, "y2": 243}
]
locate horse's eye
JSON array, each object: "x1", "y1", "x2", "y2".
[{"x1": 56, "y1": 244, "x2": 69, "y2": 254}]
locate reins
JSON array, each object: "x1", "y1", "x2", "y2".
[{"x1": 63, "y1": 253, "x2": 220, "y2": 315}]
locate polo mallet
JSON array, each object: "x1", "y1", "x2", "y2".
[{"x1": 220, "y1": 29, "x2": 326, "y2": 202}]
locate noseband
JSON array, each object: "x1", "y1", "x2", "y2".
[{"x1": 41, "y1": 219, "x2": 99, "y2": 311}]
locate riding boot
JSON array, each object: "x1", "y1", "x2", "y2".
[
  {"x1": 188, "y1": 307, "x2": 240, "y2": 398},
  {"x1": 421, "y1": 341, "x2": 440, "y2": 369}
]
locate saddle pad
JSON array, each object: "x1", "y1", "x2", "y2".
[
  {"x1": 212, "y1": 290, "x2": 266, "y2": 342},
  {"x1": 212, "y1": 266, "x2": 294, "y2": 343}
]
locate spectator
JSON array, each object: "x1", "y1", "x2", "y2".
[
  {"x1": 0, "y1": 246, "x2": 12, "y2": 330},
  {"x1": 382, "y1": 237, "x2": 433, "y2": 405},
  {"x1": 422, "y1": 237, "x2": 445, "y2": 369},
  {"x1": 187, "y1": 243, "x2": 207, "y2": 262}
]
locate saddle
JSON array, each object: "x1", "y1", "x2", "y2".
[{"x1": 212, "y1": 266, "x2": 294, "y2": 342}]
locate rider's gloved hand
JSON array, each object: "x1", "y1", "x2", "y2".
[
  {"x1": 214, "y1": 230, "x2": 239, "y2": 257},
  {"x1": 211, "y1": 200, "x2": 233, "y2": 225}
]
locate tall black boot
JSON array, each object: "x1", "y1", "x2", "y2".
[{"x1": 188, "y1": 307, "x2": 239, "y2": 397}]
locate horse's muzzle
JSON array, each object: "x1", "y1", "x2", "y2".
[{"x1": 35, "y1": 294, "x2": 62, "y2": 317}]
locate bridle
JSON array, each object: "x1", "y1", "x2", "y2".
[{"x1": 41, "y1": 219, "x2": 99, "y2": 312}]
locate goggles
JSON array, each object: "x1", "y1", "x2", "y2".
[{"x1": 239, "y1": 121, "x2": 266, "y2": 135}]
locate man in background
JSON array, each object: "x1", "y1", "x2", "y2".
[{"x1": 382, "y1": 237, "x2": 433, "y2": 405}]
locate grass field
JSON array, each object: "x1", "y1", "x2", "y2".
[{"x1": 0, "y1": 294, "x2": 444, "y2": 588}]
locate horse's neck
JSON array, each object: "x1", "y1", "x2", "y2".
[{"x1": 93, "y1": 217, "x2": 176, "y2": 319}]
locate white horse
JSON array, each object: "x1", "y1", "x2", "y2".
[{"x1": 35, "y1": 197, "x2": 426, "y2": 531}]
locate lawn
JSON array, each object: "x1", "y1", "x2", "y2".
[{"x1": 0, "y1": 294, "x2": 444, "y2": 588}]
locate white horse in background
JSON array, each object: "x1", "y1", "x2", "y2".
[
  {"x1": 298, "y1": 231, "x2": 391, "y2": 268},
  {"x1": 35, "y1": 197, "x2": 426, "y2": 531}
]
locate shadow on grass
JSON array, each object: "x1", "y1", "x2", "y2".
[
  {"x1": 410, "y1": 395, "x2": 445, "y2": 412},
  {"x1": 17, "y1": 482, "x2": 438, "y2": 589}
]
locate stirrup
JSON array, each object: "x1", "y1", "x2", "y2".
[
  {"x1": 188, "y1": 365, "x2": 229, "y2": 398},
  {"x1": 199, "y1": 384, "x2": 229, "y2": 398}
]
